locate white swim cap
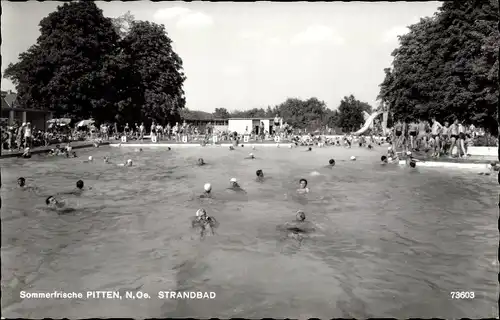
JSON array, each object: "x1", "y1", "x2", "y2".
[
  {"x1": 350, "y1": 156, "x2": 356, "y2": 160},
  {"x1": 249, "y1": 153, "x2": 254, "y2": 157},
  {"x1": 204, "y1": 183, "x2": 211, "y2": 192},
  {"x1": 127, "y1": 159, "x2": 132, "y2": 165},
  {"x1": 252, "y1": 146, "x2": 255, "y2": 150},
  {"x1": 388, "y1": 157, "x2": 393, "y2": 161},
  {"x1": 230, "y1": 178, "x2": 237, "y2": 183},
  {"x1": 289, "y1": 145, "x2": 292, "y2": 149},
  {"x1": 196, "y1": 208, "x2": 206, "y2": 217},
  {"x1": 88, "y1": 156, "x2": 93, "y2": 161},
  {"x1": 388, "y1": 146, "x2": 392, "y2": 150}
]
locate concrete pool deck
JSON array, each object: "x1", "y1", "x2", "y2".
[{"x1": 0, "y1": 141, "x2": 110, "y2": 159}]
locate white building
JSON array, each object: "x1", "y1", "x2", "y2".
[{"x1": 228, "y1": 117, "x2": 283, "y2": 135}]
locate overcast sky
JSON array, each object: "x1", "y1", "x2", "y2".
[{"x1": 2, "y1": 1, "x2": 441, "y2": 113}]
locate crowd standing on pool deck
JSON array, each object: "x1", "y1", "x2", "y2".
[{"x1": 12, "y1": 134, "x2": 500, "y2": 242}]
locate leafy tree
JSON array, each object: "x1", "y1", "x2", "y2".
[
  {"x1": 4, "y1": 1, "x2": 119, "y2": 121},
  {"x1": 336, "y1": 95, "x2": 369, "y2": 132},
  {"x1": 213, "y1": 107, "x2": 230, "y2": 119},
  {"x1": 180, "y1": 108, "x2": 213, "y2": 121},
  {"x1": 275, "y1": 97, "x2": 330, "y2": 130},
  {"x1": 379, "y1": 0, "x2": 499, "y2": 134},
  {"x1": 118, "y1": 20, "x2": 186, "y2": 125},
  {"x1": 112, "y1": 11, "x2": 135, "y2": 39},
  {"x1": 231, "y1": 108, "x2": 268, "y2": 118}
]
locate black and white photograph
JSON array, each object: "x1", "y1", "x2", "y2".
[{"x1": 1, "y1": 1, "x2": 499, "y2": 318}]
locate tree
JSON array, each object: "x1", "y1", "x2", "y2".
[
  {"x1": 379, "y1": 0, "x2": 499, "y2": 134},
  {"x1": 112, "y1": 11, "x2": 135, "y2": 39},
  {"x1": 336, "y1": 95, "x2": 368, "y2": 132},
  {"x1": 274, "y1": 97, "x2": 330, "y2": 130},
  {"x1": 117, "y1": 20, "x2": 186, "y2": 125},
  {"x1": 213, "y1": 107, "x2": 230, "y2": 119},
  {"x1": 4, "y1": 1, "x2": 119, "y2": 121}
]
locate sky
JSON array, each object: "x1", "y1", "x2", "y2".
[{"x1": 1, "y1": 1, "x2": 442, "y2": 113}]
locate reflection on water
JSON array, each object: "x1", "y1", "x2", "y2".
[{"x1": 1, "y1": 146, "x2": 498, "y2": 318}]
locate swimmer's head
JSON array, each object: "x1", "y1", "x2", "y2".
[
  {"x1": 88, "y1": 156, "x2": 93, "y2": 161},
  {"x1": 76, "y1": 180, "x2": 84, "y2": 189},
  {"x1": 256, "y1": 169, "x2": 264, "y2": 177},
  {"x1": 167, "y1": 147, "x2": 171, "y2": 151},
  {"x1": 139, "y1": 148, "x2": 143, "y2": 152},
  {"x1": 126, "y1": 159, "x2": 133, "y2": 166},
  {"x1": 104, "y1": 156, "x2": 109, "y2": 163},
  {"x1": 198, "y1": 158, "x2": 205, "y2": 165},
  {"x1": 196, "y1": 208, "x2": 207, "y2": 219},
  {"x1": 204, "y1": 183, "x2": 212, "y2": 193},
  {"x1": 381, "y1": 155, "x2": 388, "y2": 163},
  {"x1": 72, "y1": 152, "x2": 77, "y2": 157},
  {"x1": 241, "y1": 144, "x2": 244, "y2": 147},
  {"x1": 308, "y1": 147, "x2": 312, "y2": 151},
  {"x1": 329, "y1": 159, "x2": 335, "y2": 166},
  {"x1": 289, "y1": 145, "x2": 292, "y2": 149},
  {"x1": 299, "y1": 178, "x2": 308, "y2": 188},
  {"x1": 45, "y1": 195, "x2": 56, "y2": 206},
  {"x1": 358, "y1": 142, "x2": 362, "y2": 147},
  {"x1": 252, "y1": 146, "x2": 256, "y2": 150},
  {"x1": 229, "y1": 146, "x2": 234, "y2": 150},
  {"x1": 409, "y1": 160, "x2": 416, "y2": 168},
  {"x1": 249, "y1": 153, "x2": 254, "y2": 158},
  {"x1": 368, "y1": 144, "x2": 373, "y2": 149},
  {"x1": 350, "y1": 156, "x2": 356, "y2": 161},
  {"x1": 17, "y1": 177, "x2": 26, "y2": 187},
  {"x1": 296, "y1": 210, "x2": 306, "y2": 221}
]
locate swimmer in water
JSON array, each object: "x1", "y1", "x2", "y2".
[
  {"x1": 380, "y1": 155, "x2": 388, "y2": 164},
  {"x1": 199, "y1": 183, "x2": 213, "y2": 198},
  {"x1": 245, "y1": 153, "x2": 255, "y2": 159},
  {"x1": 191, "y1": 208, "x2": 219, "y2": 239},
  {"x1": 59, "y1": 180, "x2": 91, "y2": 196},
  {"x1": 405, "y1": 151, "x2": 417, "y2": 168},
  {"x1": 17, "y1": 177, "x2": 39, "y2": 192},
  {"x1": 325, "y1": 159, "x2": 335, "y2": 168},
  {"x1": 229, "y1": 146, "x2": 234, "y2": 151},
  {"x1": 297, "y1": 178, "x2": 310, "y2": 194},
  {"x1": 45, "y1": 195, "x2": 66, "y2": 210},
  {"x1": 83, "y1": 156, "x2": 93, "y2": 163},
  {"x1": 197, "y1": 158, "x2": 205, "y2": 166},
  {"x1": 306, "y1": 147, "x2": 312, "y2": 152},
  {"x1": 276, "y1": 210, "x2": 316, "y2": 242},
  {"x1": 117, "y1": 159, "x2": 133, "y2": 167},
  {"x1": 256, "y1": 169, "x2": 264, "y2": 182},
  {"x1": 228, "y1": 178, "x2": 246, "y2": 192}
]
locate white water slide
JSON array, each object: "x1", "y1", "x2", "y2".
[{"x1": 352, "y1": 111, "x2": 383, "y2": 135}]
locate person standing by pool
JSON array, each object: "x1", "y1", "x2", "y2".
[
  {"x1": 393, "y1": 120, "x2": 405, "y2": 152},
  {"x1": 24, "y1": 123, "x2": 32, "y2": 149},
  {"x1": 139, "y1": 123, "x2": 145, "y2": 141},
  {"x1": 297, "y1": 179, "x2": 309, "y2": 194},
  {"x1": 408, "y1": 121, "x2": 418, "y2": 151},
  {"x1": 274, "y1": 114, "x2": 280, "y2": 134},
  {"x1": 430, "y1": 117, "x2": 443, "y2": 157},
  {"x1": 448, "y1": 119, "x2": 460, "y2": 158},
  {"x1": 457, "y1": 120, "x2": 468, "y2": 158}
]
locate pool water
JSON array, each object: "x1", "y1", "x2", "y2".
[{"x1": 1, "y1": 145, "x2": 498, "y2": 318}]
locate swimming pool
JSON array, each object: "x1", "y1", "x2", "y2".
[{"x1": 1, "y1": 145, "x2": 498, "y2": 318}]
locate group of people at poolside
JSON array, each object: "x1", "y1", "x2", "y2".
[{"x1": 391, "y1": 118, "x2": 477, "y2": 158}]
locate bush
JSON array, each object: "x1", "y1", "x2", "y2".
[{"x1": 473, "y1": 135, "x2": 498, "y2": 147}]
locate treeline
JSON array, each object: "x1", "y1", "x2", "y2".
[
  {"x1": 378, "y1": 0, "x2": 499, "y2": 134},
  {"x1": 183, "y1": 95, "x2": 375, "y2": 132},
  {"x1": 4, "y1": 3, "x2": 186, "y2": 126}
]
